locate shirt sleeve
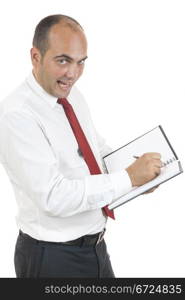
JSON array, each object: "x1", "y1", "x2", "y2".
[{"x1": 0, "y1": 110, "x2": 132, "y2": 218}]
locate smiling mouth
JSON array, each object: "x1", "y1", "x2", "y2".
[{"x1": 57, "y1": 80, "x2": 72, "y2": 91}]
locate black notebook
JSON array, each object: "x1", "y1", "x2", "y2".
[{"x1": 103, "y1": 125, "x2": 183, "y2": 210}]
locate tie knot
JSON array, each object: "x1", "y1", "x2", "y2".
[{"x1": 57, "y1": 98, "x2": 68, "y2": 106}]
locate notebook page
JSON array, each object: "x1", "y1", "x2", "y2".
[{"x1": 104, "y1": 126, "x2": 176, "y2": 172}]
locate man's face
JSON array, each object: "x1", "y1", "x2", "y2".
[{"x1": 31, "y1": 23, "x2": 88, "y2": 98}]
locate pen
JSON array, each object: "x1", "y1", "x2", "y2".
[{"x1": 133, "y1": 155, "x2": 139, "y2": 159}]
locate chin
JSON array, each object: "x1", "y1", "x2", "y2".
[{"x1": 57, "y1": 90, "x2": 72, "y2": 99}]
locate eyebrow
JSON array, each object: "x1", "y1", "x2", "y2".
[{"x1": 54, "y1": 54, "x2": 88, "y2": 63}]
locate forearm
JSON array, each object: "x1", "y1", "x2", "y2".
[{"x1": 0, "y1": 111, "x2": 132, "y2": 218}]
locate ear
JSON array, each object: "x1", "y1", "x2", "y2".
[{"x1": 30, "y1": 47, "x2": 42, "y2": 67}]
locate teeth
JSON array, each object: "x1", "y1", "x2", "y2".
[
  {"x1": 58, "y1": 81, "x2": 68, "y2": 86},
  {"x1": 58, "y1": 81, "x2": 70, "y2": 90}
]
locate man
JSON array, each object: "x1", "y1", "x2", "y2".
[{"x1": 0, "y1": 14, "x2": 162, "y2": 278}]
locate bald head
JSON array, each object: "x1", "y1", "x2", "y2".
[{"x1": 33, "y1": 14, "x2": 83, "y2": 56}]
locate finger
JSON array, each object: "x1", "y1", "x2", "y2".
[
  {"x1": 143, "y1": 187, "x2": 156, "y2": 194},
  {"x1": 154, "y1": 160, "x2": 163, "y2": 168},
  {"x1": 155, "y1": 171, "x2": 160, "y2": 176},
  {"x1": 147, "y1": 152, "x2": 161, "y2": 159},
  {"x1": 144, "y1": 185, "x2": 160, "y2": 194},
  {"x1": 151, "y1": 157, "x2": 163, "y2": 167},
  {"x1": 154, "y1": 167, "x2": 161, "y2": 176}
]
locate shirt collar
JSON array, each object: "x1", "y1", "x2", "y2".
[{"x1": 26, "y1": 71, "x2": 58, "y2": 109}]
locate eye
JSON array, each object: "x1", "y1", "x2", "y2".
[
  {"x1": 78, "y1": 59, "x2": 85, "y2": 65},
  {"x1": 58, "y1": 59, "x2": 68, "y2": 65}
]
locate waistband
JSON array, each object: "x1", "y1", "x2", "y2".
[{"x1": 19, "y1": 229, "x2": 105, "y2": 247}]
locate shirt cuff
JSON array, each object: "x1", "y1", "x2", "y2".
[{"x1": 109, "y1": 170, "x2": 132, "y2": 201}]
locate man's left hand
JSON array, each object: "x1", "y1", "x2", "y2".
[{"x1": 143, "y1": 185, "x2": 159, "y2": 194}]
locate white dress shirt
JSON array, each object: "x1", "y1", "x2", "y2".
[{"x1": 0, "y1": 72, "x2": 132, "y2": 242}]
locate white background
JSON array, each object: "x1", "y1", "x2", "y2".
[{"x1": 0, "y1": 0, "x2": 184, "y2": 277}]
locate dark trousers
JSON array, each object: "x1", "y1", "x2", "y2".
[{"x1": 14, "y1": 231, "x2": 115, "y2": 278}]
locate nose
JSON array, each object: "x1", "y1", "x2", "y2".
[{"x1": 65, "y1": 63, "x2": 79, "y2": 80}]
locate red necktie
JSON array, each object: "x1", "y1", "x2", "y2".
[{"x1": 57, "y1": 98, "x2": 115, "y2": 220}]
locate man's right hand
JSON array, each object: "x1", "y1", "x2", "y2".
[{"x1": 126, "y1": 152, "x2": 162, "y2": 187}]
